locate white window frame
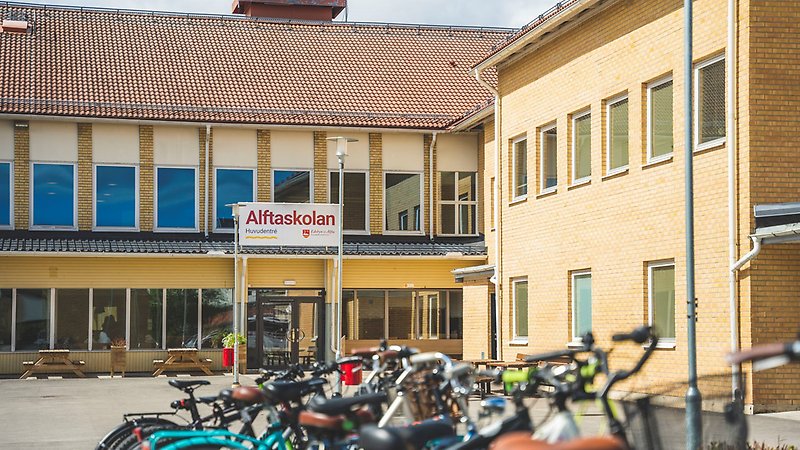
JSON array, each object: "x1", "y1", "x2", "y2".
[
  {"x1": 571, "y1": 270, "x2": 592, "y2": 343},
  {"x1": 571, "y1": 111, "x2": 591, "y2": 186},
  {"x1": 540, "y1": 124, "x2": 558, "y2": 194},
  {"x1": 646, "y1": 76, "x2": 674, "y2": 163},
  {"x1": 383, "y1": 171, "x2": 424, "y2": 236},
  {"x1": 271, "y1": 168, "x2": 314, "y2": 204},
  {"x1": 511, "y1": 278, "x2": 529, "y2": 344},
  {"x1": 93, "y1": 163, "x2": 140, "y2": 232},
  {"x1": 605, "y1": 94, "x2": 629, "y2": 175},
  {"x1": 438, "y1": 171, "x2": 479, "y2": 237},
  {"x1": 213, "y1": 167, "x2": 256, "y2": 233},
  {"x1": 694, "y1": 54, "x2": 726, "y2": 152},
  {"x1": 648, "y1": 261, "x2": 677, "y2": 348},
  {"x1": 154, "y1": 165, "x2": 199, "y2": 233},
  {"x1": 511, "y1": 135, "x2": 528, "y2": 201},
  {"x1": 30, "y1": 162, "x2": 78, "y2": 231},
  {"x1": 0, "y1": 160, "x2": 13, "y2": 230},
  {"x1": 328, "y1": 169, "x2": 369, "y2": 235}
]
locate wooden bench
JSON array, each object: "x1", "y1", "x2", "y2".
[
  {"x1": 153, "y1": 348, "x2": 213, "y2": 376},
  {"x1": 20, "y1": 350, "x2": 87, "y2": 379}
]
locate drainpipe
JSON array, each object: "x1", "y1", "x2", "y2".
[
  {"x1": 474, "y1": 69, "x2": 502, "y2": 360},
  {"x1": 241, "y1": 256, "x2": 248, "y2": 338},
  {"x1": 732, "y1": 236, "x2": 762, "y2": 272},
  {"x1": 429, "y1": 132, "x2": 438, "y2": 240},
  {"x1": 726, "y1": 0, "x2": 740, "y2": 398},
  {"x1": 204, "y1": 125, "x2": 211, "y2": 238}
]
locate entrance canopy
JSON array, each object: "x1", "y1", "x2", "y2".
[{"x1": 754, "y1": 202, "x2": 800, "y2": 245}]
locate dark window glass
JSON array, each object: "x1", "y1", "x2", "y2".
[
  {"x1": 16, "y1": 289, "x2": 50, "y2": 350},
  {"x1": 93, "y1": 289, "x2": 126, "y2": 349},
  {"x1": 215, "y1": 169, "x2": 253, "y2": 230},
  {"x1": 415, "y1": 290, "x2": 446, "y2": 339},
  {"x1": 156, "y1": 167, "x2": 196, "y2": 229},
  {"x1": 385, "y1": 173, "x2": 421, "y2": 232},
  {"x1": 32, "y1": 163, "x2": 74, "y2": 227},
  {"x1": 440, "y1": 172, "x2": 455, "y2": 201},
  {"x1": 354, "y1": 290, "x2": 384, "y2": 340},
  {"x1": 329, "y1": 172, "x2": 367, "y2": 231},
  {"x1": 698, "y1": 59, "x2": 726, "y2": 145},
  {"x1": 166, "y1": 289, "x2": 199, "y2": 348},
  {"x1": 96, "y1": 165, "x2": 136, "y2": 228},
  {"x1": 131, "y1": 289, "x2": 163, "y2": 349},
  {"x1": 342, "y1": 290, "x2": 355, "y2": 338},
  {"x1": 0, "y1": 163, "x2": 10, "y2": 226},
  {"x1": 0, "y1": 289, "x2": 11, "y2": 351},
  {"x1": 55, "y1": 289, "x2": 89, "y2": 350},
  {"x1": 514, "y1": 139, "x2": 527, "y2": 198},
  {"x1": 542, "y1": 128, "x2": 558, "y2": 190},
  {"x1": 387, "y1": 290, "x2": 413, "y2": 340},
  {"x1": 449, "y1": 290, "x2": 463, "y2": 339},
  {"x1": 440, "y1": 204, "x2": 455, "y2": 234},
  {"x1": 200, "y1": 288, "x2": 233, "y2": 349},
  {"x1": 274, "y1": 170, "x2": 310, "y2": 203}
]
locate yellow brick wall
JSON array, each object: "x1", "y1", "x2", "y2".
[
  {"x1": 77, "y1": 123, "x2": 92, "y2": 230},
  {"x1": 462, "y1": 281, "x2": 492, "y2": 359},
  {"x1": 138, "y1": 125, "x2": 154, "y2": 231},
  {"x1": 257, "y1": 129, "x2": 271, "y2": 202},
  {"x1": 369, "y1": 133, "x2": 383, "y2": 234},
  {"x1": 199, "y1": 127, "x2": 212, "y2": 232},
  {"x1": 13, "y1": 121, "x2": 29, "y2": 229},
  {"x1": 313, "y1": 131, "x2": 328, "y2": 203},
  {"x1": 423, "y1": 134, "x2": 434, "y2": 234}
]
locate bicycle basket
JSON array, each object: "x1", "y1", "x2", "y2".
[
  {"x1": 402, "y1": 367, "x2": 461, "y2": 422},
  {"x1": 620, "y1": 373, "x2": 748, "y2": 450}
]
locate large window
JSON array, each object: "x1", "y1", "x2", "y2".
[
  {"x1": 512, "y1": 137, "x2": 527, "y2": 199},
  {"x1": 215, "y1": 168, "x2": 254, "y2": 230},
  {"x1": 541, "y1": 126, "x2": 557, "y2": 192},
  {"x1": 55, "y1": 289, "x2": 89, "y2": 350},
  {"x1": 384, "y1": 173, "x2": 422, "y2": 233},
  {"x1": 95, "y1": 165, "x2": 137, "y2": 229},
  {"x1": 200, "y1": 289, "x2": 233, "y2": 349},
  {"x1": 329, "y1": 171, "x2": 367, "y2": 232},
  {"x1": 166, "y1": 289, "x2": 198, "y2": 348},
  {"x1": 696, "y1": 56, "x2": 726, "y2": 149},
  {"x1": 344, "y1": 290, "x2": 385, "y2": 340},
  {"x1": 649, "y1": 263, "x2": 676, "y2": 342},
  {"x1": 0, "y1": 289, "x2": 12, "y2": 351},
  {"x1": 439, "y1": 171, "x2": 477, "y2": 235},
  {"x1": 16, "y1": 289, "x2": 50, "y2": 351},
  {"x1": 273, "y1": 170, "x2": 311, "y2": 203},
  {"x1": 513, "y1": 279, "x2": 528, "y2": 340},
  {"x1": 607, "y1": 96, "x2": 629, "y2": 173},
  {"x1": 572, "y1": 112, "x2": 591, "y2": 183},
  {"x1": 647, "y1": 77, "x2": 674, "y2": 161},
  {"x1": 416, "y1": 290, "x2": 446, "y2": 339},
  {"x1": 0, "y1": 162, "x2": 11, "y2": 228},
  {"x1": 572, "y1": 272, "x2": 592, "y2": 342},
  {"x1": 93, "y1": 289, "x2": 126, "y2": 349},
  {"x1": 156, "y1": 167, "x2": 196, "y2": 231},
  {"x1": 131, "y1": 289, "x2": 163, "y2": 349},
  {"x1": 32, "y1": 163, "x2": 76, "y2": 229},
  {"x1": 388, "y1": 290, "x2": 414, "y2": 340}
]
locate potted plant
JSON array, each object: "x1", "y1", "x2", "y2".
[
  {"x1": 222, "y1": 333, "x2": 246, "y2": 372},
  {"x1": 110, "y1": 338, "x2": 126, "y2": 377}
]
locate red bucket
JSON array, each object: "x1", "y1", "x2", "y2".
[
  {"x1": 341, "y1": 360, "x2": 362, "y2": 386},
  {"x1": 222, "y1": 348, "x2": 234, "y2": 367}
]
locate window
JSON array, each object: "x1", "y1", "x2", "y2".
[
  {"x1": 273, "y1": 170, "x2": 311, "y2": 203},
  {"x1": 607, "y1": 96, "x2": 629, "y2": 173},
  {"x1": 513, "y1": 279, "x2": 528, "y2": 340},
  {"x1": 696, "y1": 56, "x2": 726, "y2": 149},
  {"x1": 200, "y1": 289, "x2": 233, "y2": 349},
  {"x1": 541, "y1": 125, "x2": 557, "y2": 192},
  {"x1": 384, "y1": 173, "x2": 422, "y2": 233},
  {"x1": 490, "y1": 177, "x2": 496, "y2": 230},
  {"x1": 416, "y1": 290, "x2": 446, "y2": 339},
  {"x1": 95, "y1": 165, "x2": 137, "y2": 229},
  {"x1": 572, "y1": 272, "x2": 592, "y2": 342},
  {"x1": 572, "y1": 112, "x2": 591, "y2": 183},
  {"x1": 0, "y1": 289, "x2": 12, "y2": 351},
  {"x1": 439, "y1": 171, "x2": 477, "y2": 235},
  {"x1": 388, "y1": 290, "x2": 414, "y2": 339},
  {"x1": 215, "y1": 168, "x2": 254, "y2": 230},
  {"x1": 32, "y1": 163, "x2": 76, "y2": 229},
  {"x1": 55, "y1": 289, "x2": 89, "y2": 350},
  {"x1": 448, "y1": 290, "x2": 463, "y2": 339},
  {"x1": 156, "y1": 167, "x2": 197, "y2": 231},
  {"x1": 16, "y1": 289, "x2": 51, "y2": 351},
  {"x1": 647, "y1": 77, "x2": 674, "y2": 161},
  {"x1": 344, "y1": 290, "x2": 385, "y2": 339},
  {"x1": 166, "y1": 289, "x2": 199, "y2": 348},
  {"x1": 93, "y1": 289, "x2": 126, "y2": 349},
  {"x1": 512, "y1": 137, "x2": 528, "y2": 199},
  {"x1": 329, "y1": 171, "x2": 368, "y2": 232},
  {"x1": 131, "y1": 289, "x2": 163, "y2": 349},
  {"x1": 0, "y1": 162, "x2": 11, "y2": 228},
  {"x1": 649, "y1": 263, "x2": 676, "y2": 342}
]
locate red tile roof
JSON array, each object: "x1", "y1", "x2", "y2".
[{"x1": 0, "y1": 3, "x2": 512, "y2": 129}]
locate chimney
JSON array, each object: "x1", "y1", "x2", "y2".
[{"x1": 232, "y1": 0, "x2": 346, "y2": 21}]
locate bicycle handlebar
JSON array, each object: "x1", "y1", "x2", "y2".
[
  {"x1": 727, "y1": 341, "x2": 800, "y2": 365},
  {"x1": 523, "y1": 349, "x2": 577, "y2": 363},
  {"x1": 612, "y1": 325, "x2": 651, "y2": 344}
]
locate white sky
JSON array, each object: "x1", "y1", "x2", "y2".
[{"x1": 14, "y1": 0, "x2": 557, "y2": 28}]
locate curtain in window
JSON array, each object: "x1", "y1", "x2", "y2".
[
  {"x1": 514, "y1": 281, "x2": 528, "y2": 338},
  {"x1": 698, "y1": 60, "x2": 726, "y2": 144},
  {"x1": 609, "y1": 99, "x2": 629, "y2": 170},
  {"x1": 574, "y1": 115, "x2": 591, "y2": 180},
  {"x1": 650, "y1": 81, "x2": 673, "y2": 158},
  {"x1": 652, "y1": 266, "x2": 676, "y2": 339}
]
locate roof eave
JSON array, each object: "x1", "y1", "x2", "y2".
[{"x1": 448, "y1": 103, "x2": 494, "y2": 132}]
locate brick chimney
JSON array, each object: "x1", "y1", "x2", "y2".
[{"x1": 232, "y1": 0, "x2": 346, "y2": 21}]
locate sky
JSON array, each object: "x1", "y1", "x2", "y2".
[{"x1": 14, "y1": 0, "x2": 557, "y2": 28}]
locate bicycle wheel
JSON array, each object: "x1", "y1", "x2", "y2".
[
  {"x1": 114, "y1": 423, "x2": 180, "y2": 450},
  {"x1": 99, "y1": 418, "x2": 181, "y2": 450}
]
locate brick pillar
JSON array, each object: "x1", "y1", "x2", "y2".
[
  {"x1": 199, "y1": 127, "x2": 212, "y2": 232},
  {"x1": 139, "y1": 125, "x2": 154, "y2": 231},
  {"x1": 13, "y1": 122, "x2": 29, "y2": 229},
  {"x1": 313, "y1": 131, "x2": 327, "y2": 203},
  {"x1": 369, "y1": 133, "x2": 382, "y2": 235},
  {"x1": 77, "y1": 123, "x2": 93, "y2": 231},
  {"x1": 424, "y1": 134, "x2": 436, "y2": 236},
  {"x1": 257, "y1": 130, "x2": 271, "y2": 202}
]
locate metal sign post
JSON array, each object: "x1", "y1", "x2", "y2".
[{"x1": 229, "y1": 203, "x2": 241, "y2": 387}]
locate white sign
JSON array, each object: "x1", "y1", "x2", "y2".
[{"x1": 238, "y1": 203, "x2": 339, "y2": 247}]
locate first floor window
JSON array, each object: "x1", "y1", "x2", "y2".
[
  {"x1": 648, "y1": 77, "x2": 674, "y2": 160},
  {"x1": 541, "y1": 126, "x2": 557, "y2": 192},
  {"x1": 95, "y1": 165, "x2": 137, "y2": 229},
  {"x1": 439, "y1": 171, "x2": 477, "y2": 235},
  {"x1": 93, "y1": 289, "x2": 126, "y2": 349},
  {"x1": 513, "y1": 279, "x2": 528, "y2": 339},
  {"x1": 0, "y1": 289, "x2": 12, "y2": 351},
  {"x1": 385, "y1": 173, "x2": 422, "y2": 232},
  {"x1": 649, "y1": 263, "x2": 676, "y2": 341},
  {"x1": 0, "y1": 162, "x2": 10, "y2": 227},
  {"x1": 32, "y1": 163, "x2": 75, "y2": 228},
  {"x1": 697, "y1": 56, "x2": 726, "y2": 147},
  {"x1": 572, "y1": 272, "x2": 592, "y2": 341},
  {"x1": 55, "y1": 289, "x2": 89, "y2": 350},
  {"x1": 572, "y1": 112, "x2": 591, "y2": 182},
  {"x1": 607, "y1": 96, "x2": 629, "y2": 172},
  {"x1": 215, "y1": 168, "x2": 254, "y2": 230},
  {"x1": 273, "y1": 170, "x2": 311, "y2": 203},
  {"x1": 388, "y1": 290, "x2": 414, "y2": 340},
  {"x1": 16, "y1": 289, "x2": 51, "y2": 351},
  {"x1": 344, "y1": 290, "x2": 385, "y2": 340},
  {"x1": 512, "y1": 137, "x2": 527, "y2": 199},
  {"x1": 166, "y1": 289, "x2": 199, "y2": 348},
  {"x1": 131, "y1": 289, "x2": 163, "y2": 349},
  {"x1": 156, "y1": 167, "x2": 196, "y2": 230},
  {"x1": 329, "y1": 171, "x2": 367, "y2": 232},
  {"x1": 201, "y1": 289, "x2": 233, "y2": 349}
]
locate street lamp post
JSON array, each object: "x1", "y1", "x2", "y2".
[{"x1": 228, "y1": 203, "x2": 241, "y2": 387}]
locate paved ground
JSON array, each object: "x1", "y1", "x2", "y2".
[{"x1": 0, "y1": 374, "x2": 798, "y2": 449}]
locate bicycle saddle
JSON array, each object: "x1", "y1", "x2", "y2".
[
  {"x1": 308, "y1": 392, "x2": 387, "y2": 416},
  {"x1": 231, "y1": 386, "x2": 266, "y2": 405},
  {"x1": 359, "y1": 416, "x2": 454, "y2": 450},
  {"x1": 490, "y1": 432, "x2": 627, "y2": 450},
  {"x1": 168, "y1": 379, "x2": 211, "y2": 390},
  {"x1": 263, "y1": 378, "x2": 326, "y2": 403}
]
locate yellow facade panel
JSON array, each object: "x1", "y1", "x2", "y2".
[
  {"x1": 247, "y1": 258, "x2": 325, "y2": 288},
  {"x1": 342, "y1": 259, "x2": 479, "y2": 289}
]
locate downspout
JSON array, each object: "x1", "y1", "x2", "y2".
[
  {"x1": 204, "y1": 124, "x2": 211, "y2": 238},
  {"x1": 726, "y1": 0, "x2": 739, "y2": 397},
  {"x1": 732, "y1": 236, "x2": 762, "y2": 272},
  {"x1": 429, "y1": 132, "x2": 438, "y2": 240},
  {"x1": 474, "y1": 68, "x2": 502, "y2": 360},
  {"x1": 241, "y1": 256, "x2": 248, "y2": 339}
]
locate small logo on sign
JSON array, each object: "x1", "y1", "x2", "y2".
[{"x1": 302, "y1": 229, "x2": 310, "y2": 238}]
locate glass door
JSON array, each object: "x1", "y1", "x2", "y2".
[
  {"x1": 259, "y1": 300, "x2": 292, "y2": 369},
  {"x1": 294, "y1": 298, "x2": 323, "y2": 368}
]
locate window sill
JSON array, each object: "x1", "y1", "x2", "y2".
[
  {"x1": 383, "y1": 231, "x2": 425, "y2": 236},
  {"x1": 644, "y1": 340, "x2": 676, "y2": 350},
  {"x1": 509, "y1": 196, "x2": 527, "y2": 206},
  {"x1": 566, "y1": 341, "x2": 587, "y2": 349},
  {"x1": 510, "y1": 338, "x2": 529, "y2": 346},
  {"x1": 643, "y1": 155, "x2": 673, "y2": 169},
  {"x1": 30, "y1": 226, "x2": 78, "y2": 231},
  {"x1": 536, "y1": 188, "x2": 557, "y2": 199},
  {"x1": 94, "y1": 227, "x2": 140, "y2": 232},
  {"x1": 154, "y1": 228, "x2": 200, "y2": 233},
  {"x1": 695, "y1": 138, "x2": 726, "y2": 154},
  {"x1": 568, "y1": 179, "x2": 591, "y2": 190},
  {"x1": 602, "y1": 167, "x2": 628, "y2": 181}
]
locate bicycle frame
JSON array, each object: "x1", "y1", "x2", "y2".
[{"x1": 147, "y1": 428, "x2": 290, "y2": 450}]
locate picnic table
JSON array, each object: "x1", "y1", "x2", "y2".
[
  {"x1": 153, "y1": 348, "x2": 213, "y2": 376},
  {"x1": 20, "y1": 349, "x2": 86, "y2": 379},
  {"x1": 462, "y1": 359, "x2": 501, "y2": 398}
]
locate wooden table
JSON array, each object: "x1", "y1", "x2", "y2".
[
  {"x1": 20, "y1": 350, "x2": 86, "y2": 379},
  {"x1": 486, "y1": 361, "x2": 532, "y2": 370},
  {"x1": 153, "y1": 348, "x2": 213, "y2": 376},
  {"x1": 462, "y1": 359, "x2": 502, "y2": 398}
]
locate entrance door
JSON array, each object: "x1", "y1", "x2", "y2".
[{"x1": 247, "y1": 295, "x2": 324, "y2": 370}]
